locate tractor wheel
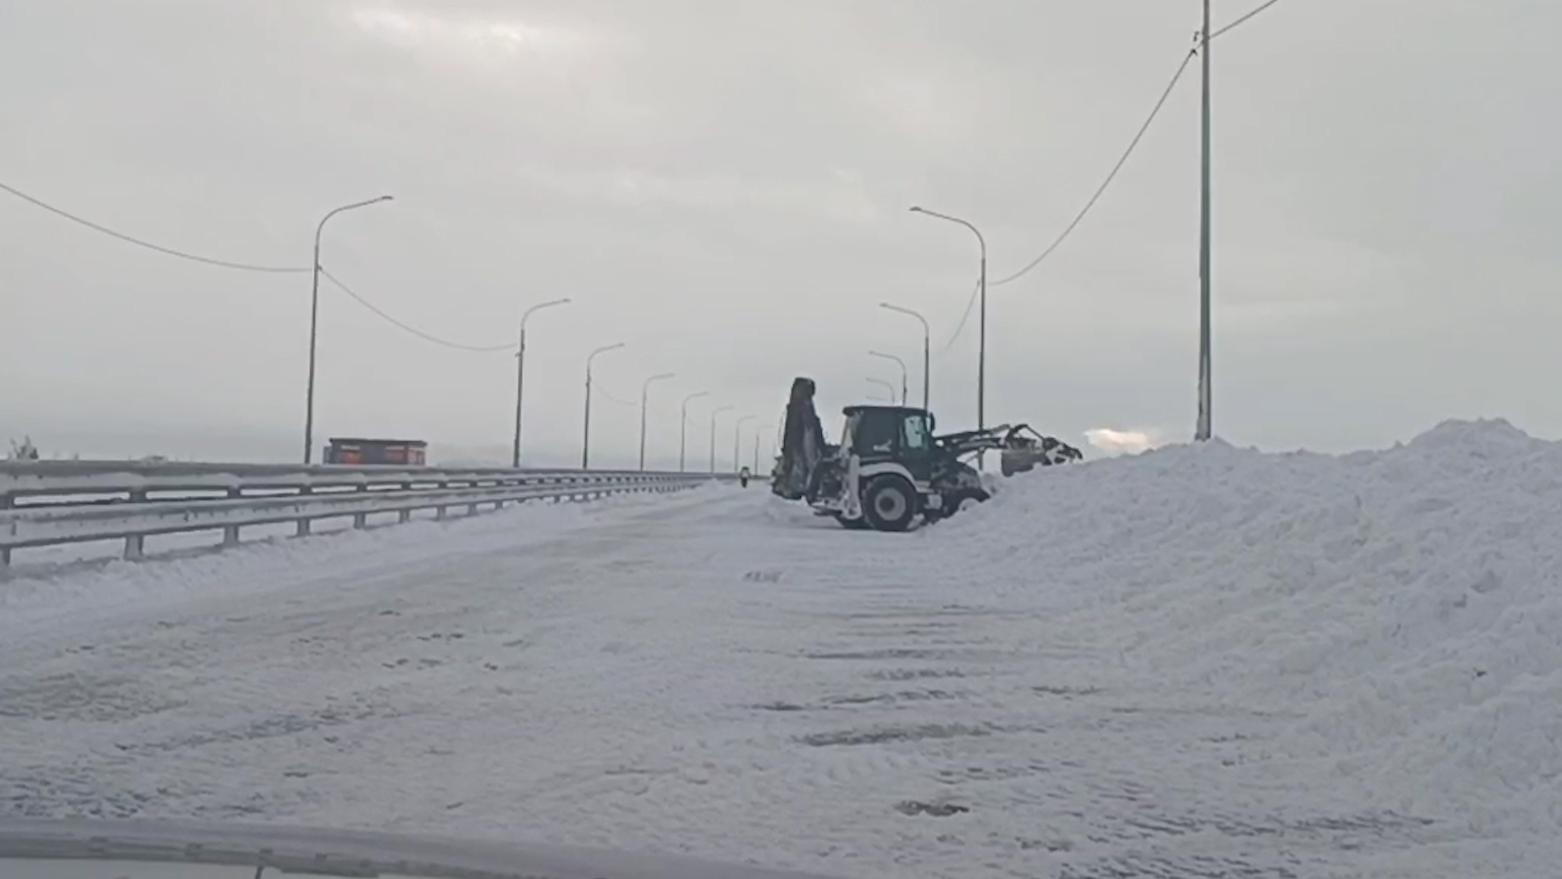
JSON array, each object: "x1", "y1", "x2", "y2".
[
  {"x1": 862, "y1": 476, "x2": 918, "y2": 532},
  {"x1": 942, "y1": 487, "x2": 990, "y2": 519},
  {"x1": 834, "y1": 514, "x2": 871, "y2": 530}
]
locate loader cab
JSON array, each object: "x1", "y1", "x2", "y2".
[{"x1": 841, "y1": 405, "x2": 935, "y2": 484}]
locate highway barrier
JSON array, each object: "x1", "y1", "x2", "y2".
[{"x1": 0, "y1": 460, "x2": 725, "y2": 569}]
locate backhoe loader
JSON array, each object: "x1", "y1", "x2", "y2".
[{"x1": 771, "y1": 377, "x2": 1081, "y2": 531}]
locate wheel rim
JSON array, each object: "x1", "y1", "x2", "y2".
[{"x1": 875, "y1": 488, "x2": 908, "y2": 521}]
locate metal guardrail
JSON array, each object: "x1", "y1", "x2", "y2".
[{"x1": 0, "y1": 460, "x2": 727, "y2": 568}]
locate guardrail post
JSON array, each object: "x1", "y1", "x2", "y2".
[
  {"x1": 124, "y1": 490, "x2": 147, "y2": 560},
  {"x1": 296, "y1": 486, "x2": 313, "y2": 536},
  {"x1": 466, "y1": 480, "x2": 479, "y2": 517},
  {"x1": 436, "y1": 481, "x2": 448, "y2": 520},
  {"x1": 223, "y1": 488, "x2": 242, "y2": 547},
  {"x1": 399, "y1": 482, "x2": 412, "y2": 523},
  {"x1": 354, "y1": 484, "x2": 369, "y2": 529}
]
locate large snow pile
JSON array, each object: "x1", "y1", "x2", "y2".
[{"x1": 944, "y1": 418, "x2": 1562, "y2": 834}]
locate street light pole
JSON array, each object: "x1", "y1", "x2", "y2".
[
  {"x1": 868, "y1": 350, "x2": 908, "y2": 406},
  {"x1": 867, "y1": 377, "x2": 897, "y2": 403},
  {"x1": 910, "y1": 206, "x2": 986, "y2": 457},
  {"x1": 734, "y1": 415, "x2": 755, "y2": 473},
  {"x1": 709, "y1": 405, "x2": 733, "y2": 474},
  {"x1": 513, "y1": 297, "x2": 570, "y2": 468},
  {"x1": 638, "y1": 372, "x2": 675, "y2": 471},
  {"x1": 582, "y1": 342, "x2": 625, "y2": 470},
  {"x1": 303, "y1": 194, "x2": 393, "y2": 464},
  {"x1": 679, "y1": 391, "x2": 709, "y2": 472},
  {"x1": 753, "y1": 424, "x2": 773, "y2": 475},
  {"x1": 879, "y1": 302, "x2": 930, "y2": 413}
]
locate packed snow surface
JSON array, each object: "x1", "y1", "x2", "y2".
[{"x1": 3, "y1": 420, "x2": 1560, "y2": 878}]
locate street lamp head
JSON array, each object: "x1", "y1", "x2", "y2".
[
  {"x1": 587, "y1": 342, "x2": 626, "y2": 371},
  {"x1": 377, "y1": 194, "x2": 395, "y2": 202},
  {"x1": 522, "y1": 297, "x2": 572, "y2": 326},
  {"x1": 908, "y1": 206, "x2": 924, "y2": 213}
]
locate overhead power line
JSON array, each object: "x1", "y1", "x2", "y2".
[
  {"x1": 991, "y1": 48, "x2": 1196, "y2": 288},
  {"x1": 4, "y1": 180, "x2": 516, "y2": 357},
  {"x1": 0, "y1": 180, "x2": 311, "y2": 274},
  {"x1": 593, "y1": 385, "x2": 641, "y2": 407},
  {"x1": 318, "y1": 267, "x2": 513, "y2": 352},
  {"x1": 936, "y1": 278, "x2": 981, "y2": 356},
  {"x1": 1211, "y1": 0, "x2": 1286, "y2": 39},
  {"x1": 989, "y1": 0, "x2": 1289, "y2": 290}
]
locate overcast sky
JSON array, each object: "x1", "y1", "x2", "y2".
[{"x1": 3, "y1": 0, "x2": 1559, "y2": 467}]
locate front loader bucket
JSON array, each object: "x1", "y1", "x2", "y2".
[
  {"x1": 1000, "y1": 426, "x2": 1085, "y2": 476},
  {"x1": 1000, "y1": 447, "x2": 1041, "y2": 476}
]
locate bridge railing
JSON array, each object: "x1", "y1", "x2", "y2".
[{"x1": 0, "y1": 461, "x2": 727, "y2": 568}]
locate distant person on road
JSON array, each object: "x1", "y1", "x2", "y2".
[{"x1": 739, "y1": 466, "x2": 751, "y2": 488}]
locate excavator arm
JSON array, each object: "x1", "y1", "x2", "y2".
[
  {"x1": 934, "y1": 424, "x2": 1083, "y2": 474},
  {"x1": 772, "y1": 377, "x2": 829, "y2": 499}
]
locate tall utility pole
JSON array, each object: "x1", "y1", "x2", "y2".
[
  {"x1": 910, "y1": 207, "x2": 986, "y2": 458},
  {"x1": 638, "y1": 372, "x2": 675, "y2": 471},
  {"x1": 303, "y1": 194, "x2": 393, "y2": 464},
  {"x1": 734, "y1": 414, "x2": 755, "y2": 473},
  {"x1": 1196, "y1": 0, "x2": 1214, "y2": 442},
  {"x1": 582, "y1": 342, "x2": 625, "y2": 470},
  {"x1": 709, "y1": 405, "x2": 733, "y2": 474},
  {"x1": 880, "y1": 302, "x2": 930, "y2": 413},
  {"x1": 679, "y1": 391, "x2": 709, "y2": 472},
  {"x1": 513, "y1": 298, "x2": 570, "y2": 468},
  {"x1": 868, "y1": 350, "x2": 908, "y2": 407}
]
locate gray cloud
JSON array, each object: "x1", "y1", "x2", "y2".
[{"x1": 4, "y1": 0, "x2": 1559, "y2": 467}]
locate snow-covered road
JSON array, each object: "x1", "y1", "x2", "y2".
[{"x1": 3, "y1": 425, "x2": 1559, "y2": 878}]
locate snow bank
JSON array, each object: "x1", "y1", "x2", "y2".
[{"x1": 938, "y1": 419, "x2": 1562, "y2": 832}]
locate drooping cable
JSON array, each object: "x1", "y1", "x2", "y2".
[
  {"x1": 0, "y1": 180, "x2": 311, "y2": 274},
  {"x1": 318, "y1": 267, "x2": 513, "y2": 352}
]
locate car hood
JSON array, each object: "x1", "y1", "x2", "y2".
[{"x1": 0, "y1": 818, "x2": 841, "y2": 879}]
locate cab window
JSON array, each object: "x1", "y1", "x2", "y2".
[
  {"x1": 902, "y1": 414, "x2": 930, "y2": 450},
  {"x1": 857, "y1": 413, "x2": 897, "y2": 454}
]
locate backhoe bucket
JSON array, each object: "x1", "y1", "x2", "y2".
[{"x1": 773, "y1": 377, "x2": 825, "y2": 499}]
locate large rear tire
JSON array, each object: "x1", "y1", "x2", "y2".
[{"x1": 862, "y1": 476, "x2": 918, "y2": 532}]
